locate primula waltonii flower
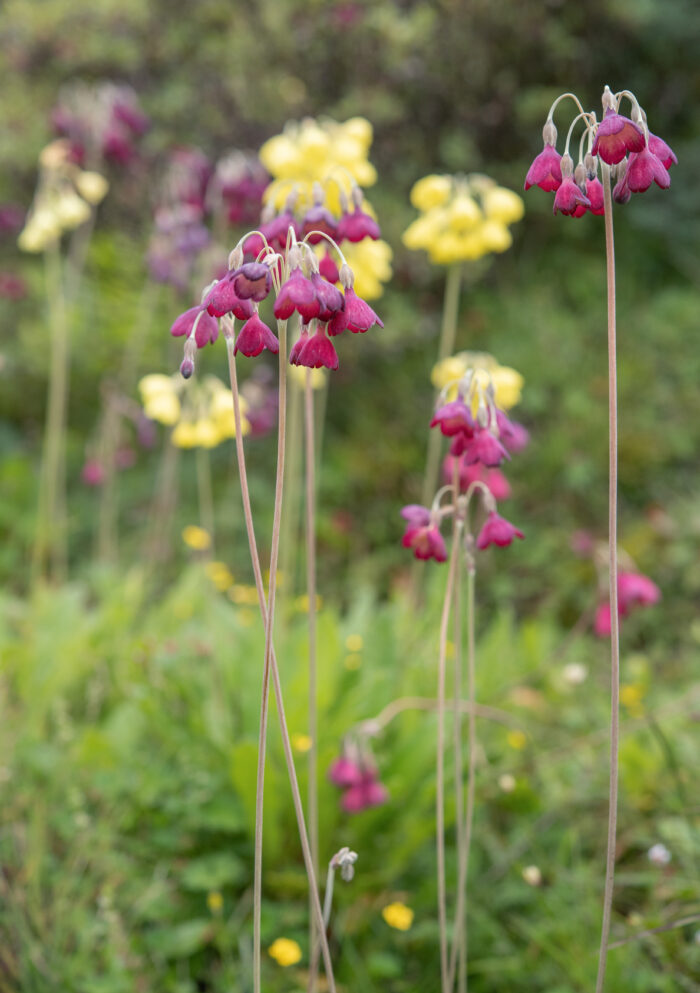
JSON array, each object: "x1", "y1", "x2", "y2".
[
  {"x1": 553, "y1": 176, "x2": 591, "y2": 216},
  {"x1": 462, "y1": 428, "x2": 510, "y2": 467},
  {"x1": 400, "y1": 504, "x2": 432, "y2": 526},
  {"x1": 302, "y1": 203, "x2": 337, "y2": 243},
  {"x1": 289, "y1": 327, "x2": 310, "y2": 366},
  {"x1": 341, "y1": 772, "x2": 389, "y2": 813},
  {"x1": 476, "y1": 511, "x2": 524, "y2": 549},
  {"x1": 330, "y1": 286, "x2": 383, "y2": 335},
  {"x1": 585, "y1": 176, "x2": 606, "y2": 215},
  {"x1": 234, "y1": 313, "x2": 280, "y2": 357},
  {"x1": 260, "y1": 210, "x2": 299, "y2": 251},
  {"x1": 593, "y1": 570, "x2": 660, "y2": 637},
  {"x1": 242, "y1": 231, "x2": 266, "y2": 257},
  {"x1": 647, "y1": 132, "x2": 677, "y2": 170},
  {"x1": 613, "y1": 162, "x2": 632, "y2": 205},
  {"x1": 310, "y1": 272, "x2": 344, "y2": 321},
  {"x1": 443, "y1": 456, "x2": 512, "y2": 501},
  {"x1": 336, "y1": 207, "x2": 381, "y2": 243},
  {"x1": 430, "y1": 400, "x2": 474, "y2": 437},
  {"x1": 204, "y1": 276, "x2": 255, "y2": 320},
  {"x1": 274, "y1": 267, "x2": 321, "y2": 322},
  {"x1": 329, "y1": 756, "x2": 363, "y2": 787},
  {"x1": 319, "y1": 249, "x2": 340, "y2": 284},
  {"x1": 524, "y1": 143, "x2": 563, "y2": 192},
  {"x1": 592, "y1": 108, "x2": 645, "y2": 165},
  {"x1": 232, "y1": 262, "x2": 272, "y2": 302},
  {"x1": 626, "y1": 148, "x2": 671, "y2": 193},
  {"x1": 297, "y1": 327, "x2": 339, "y2": 371},
  {"x1": 402, "y1": 522, "x2": 447, "y2": 562},
  {"x1": 495, "y1": 410, "x2": 529, "y2": 452},
  {"x1": 170, "y1": 305, "x2": 219, "y2": 349}
]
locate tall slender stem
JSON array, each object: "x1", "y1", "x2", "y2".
[
  {"x1": 253, "y1": 319, "x2": 288, "y2": 993},
  {"x1": 304, "y1": 371, "x2": 320, "y2": 993},
  {"x1": 226, "y1": 339, "x2": 336, "y2": 993},
  {"x1": 421, "y1": 264, "x2": 463, "y2": 507},
  {"x1": 195, "y1": 445, "x2": 215, "y2": 550},
  {"x1": 437, "y1": 521, "x2": 461, "y2": 993},
  {"x1": 595, "y1": 163, "x2": 620, "y2": 993}
]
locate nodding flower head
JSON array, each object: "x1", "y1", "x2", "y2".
[
  {"x1": 461, "y1": 427, "x2": 510, "y2": 467},
  {"x1": 476, "y1": 511, "x2": 524, "y2": 550},
  {"x1": 170, "y1": 305, "x2": 219, "y2": 349},
  {"x1": 234, "y1": 313, "x2": 280, "y2": 357},
  {"x1": 430, "y1": 399, "x2": 475, "y2": 438},
  {"x1": 647, "y1": 132, "x2": 677, "y2": 171},
  {"x1": 302, "y1": 203, "x2": 337, "y2": 243},
  {"x1": 341, "y1": 771, "x2": 389, "y2": 813},
  {"x1": 232, "y1": 261, "x2": 272, "y2": 302},
  {"x1": 553, "y1": 156, "x2": 591, "y2": 216},
  {"x1": 524, "y1": 125, "x2": 563, "y2": 192},
  {"x1": 626, "y1": 147, "x2": 671, "y2": 193},
  {"x1": 401, "y1": 520, "x2": 447, "y2": 562},
  {"x1": 296, "y1": 325, "x2": 340, "y2": 371},
  {"x1": 329, "y1": 756, "x2": 363, "y2": 787},
  {"x1": 336, "y1": 205, "x2": 381, "y2": 243},
  {"x1": 310, "y1": 272, "x2": 345, "y2": 321},
  {"x1": 273, "y1": 267, "x2": 321, "y2": 322},
  {"x1": 204, "y1": 275, "x2": 255, "y2": 320},
  {"x1": 443, "y1": 456, "x2": 512, "y2": 501},
  {"x1": 400, "y1": 503, "x2": 432, "y2": 527},
  {"x1": 259, "y1": 210, "x2": 299, "y2": 252},
  {"x1": 319, "y1": 248, "x2": 340, "y2": 284},
  {"x1": 495, "y1": 410, "x2": 529, "y2": 453},
  {"x1": 592, "y1": 107, "x2": 645, "y2": 165},
  {"x1": 330, "y1": 281, "x2": 383, "y2": 336},
  {"x1": 594, "y1": 569, "x2": 660, "y2": 637}
]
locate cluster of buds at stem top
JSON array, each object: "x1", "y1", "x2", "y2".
[
  {"x1": 169, "y1": 223, "x2": 382, "y2": 378},
  {"x1": 402, "y1": 367, "x2": 527, "y2": 562},
  {"x1": 329, "y1": 736, "x2": 388, "y2": 814},
  {"x1": 242, "y1": 179, "x2": 381, "y2": 284},
  {"x1": 524, "y1": 86, "x2": 676, "y2": 214}
]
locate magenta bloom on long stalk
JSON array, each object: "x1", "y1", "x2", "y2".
[
  {"x1": 234, "y1": 313, "x2": 279, "y2": 357},
  {"x1": 626, "y1": 148, "x2": 671, "y2": 193},
  {"x1": 402, "y1": 522, "x2": 447, "y2": 562},
  {"x1": 302, "y1": 204, "x2": 337, "y2": 243},
  {"x1": 204, "y1": 276, "x2": 255, "y2": 320},
  {"x1": 430, "y1": 400, "x2": 474, "y2": 437},
  {"x1": 233, "y1": 262, "x2": 272, "y2": 302},
  {"x1": 648, "y1": 132, "x2": 677, "y2": 170},
  {"x1": 310, "y1": 272, "x2": 344, "y2": 321},
  {"x1": 336, "y1": 207, "x2": 381, "y2": 243},
  {"x1": 329, "y1": 756, "x2": 363, "y2": 787},
  {"x1": 274, "y1": 267, "x2": 320, "y2": 322},
  {"x1": 462, "y1": 428, "x2": 510, "y2": 467},
  {"x1": 401, "y1": 504, "x2": 432, "y2": 526},
  {"x1": 442, "y1": 456, "x2": 512, "y2": 501},
  {"x1": 495, "y1": 410, "x2": 529, "y2": 452},
  {"x1": 592, "y1": 108, "x2": 645, "y2": 165},
  {"x1": 585, "y1": 176, "x2": 606, "y2": 215},
  {"x1": 170, "y1": 305, "x2": 219, "y2": 348},
  {"x1": 297, "y1": 327, "x2": 339, "y2": 370},
  {"x1": 330, "y1": 287, "x2": 383, "y2": 335},
  {"x1": 524, "y1": 143, "x2": 563, "y2": 192},
  {"x1": 476, "y1": 511, "x2": 524, "y2": 549},
  {"x1": 554, "y1": 177, "x2": 591, "y2": 216},
  {"x1": 594, "y1": 570, "x2": 661, "y2": 637}
]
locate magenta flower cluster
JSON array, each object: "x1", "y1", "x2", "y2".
[
  {"x1": 402, "y1": 373, "x2": 528, "y2": 562},
  {"x1": 329, "y1": 753, "x2": 388, "y2": 814},
  {"x1": 594, "y1": 571, "x2": 661, "y2": 637},
  {"x1": 50, "y1": 83, "x2": 150, "y2": 168},
  {"x1": 525, "y1": 86, "x2": 676, "y2": 215}
]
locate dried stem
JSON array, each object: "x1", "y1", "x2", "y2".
[
  {"x1": 595, "y1": 162, "x2": 620, "y2": 993},
  {"x1": 437, "y1": 520, "x2": 461, "y2": 993},
  {"x1": 305, "y1": 370, "x2": 320, "y2": 993},
  {"x1": 225, "y1": 339, "x2": 336, "y2": 993}
]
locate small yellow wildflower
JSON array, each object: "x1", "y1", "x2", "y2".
[
  {"x1": 344, "y1": 653, "x2": 362, "y2": 671},
  {"x1": 207, "y1": 890, "x2": 223, "y2": 914},
  {"x1": 620, "y1": 683, "x2": 645, "y2": 716},
  {"x1": 382, "y1": 902, "x2": 414, "y2": 931},
  {"x1": 506, "y1": 730, "x2": 528, "y2": 751},
  {"x1": 345, "y1": 634, "x2": 363, "y2": 653},
  {"x1": 138, "y1": 374, "x2": 249, "y2": 449},
  {"x1": 294, "y1": 594, "x2": 323, "y2": 612},
  {"x1": 182, "y1": 525, "x2": 212, "y2": 552},
  {"x1": 268, "y1": 937, "x2": 303, "y2": 967},
  {"x1": 205, "y1": 561, "x2": 234, "y2": 591},
  {"x1": 292, "y1": 733, "x2": 313, "y2": 753}
]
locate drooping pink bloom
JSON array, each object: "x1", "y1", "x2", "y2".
[
  {"x1": 204, "y1": 276, "x2": 255, "y2": 320},
  {"x1": 310, "y1": 272, "x2": 344, "y2": 321},
  {"x1": 232, "y1": 262, "x2": 271, "y2": 302},
  {"x1": 297, "y1": 327, "x2": 339, "y2": 370},
  {"x1": 462, "y1": 429, "x2": 510, "y2": 467},
  {"x1": 443, "y1": 456, "x2": 512, "y2": 501},
  {"x1": 586, "y1": 176, "x2": 605, "y2": 215},
  {"x1": 553, "y1": 178, "x2": 591, "y2": 216},
  {"x1": 524, "y1": 144, "x2": 563, "y2": 192},
  {"x1": 400, "y1": 504, "x2": 432, "y2": 526},
  {"x1": 476, "y1": 511, "x2": 524, "y2": 550},
  {"x1": 319, "y1": 249, "x2": 340, "y2": 284},
  {"x1": 242, "y1": 232, "x2": 266, "y2": 258},
  {"x1": 170, "y1": 306, "x2": 219, "y2": 348},
  {"x1": 289, "y1": 327, "x2": 310, "y2": 365},
  {"x1": 495, "y1": 410, "x2": 529, "y2": 453},
  {"x1": 336, "y1": 207, "x2": 381, "y2": 242},
  {"x1": 592, "y1": 108, "x2": 645, "y2": 165},
  {"x1": 626, "y1": 148, "x2": 671, "y2": 193},
  {"x1": 329, "y1": 756, "x2": 363, "y2": 787},
  {"x1": 613, "y1": 163, "x2": 631, "y2": 204},
  {"x1": 329, "y1": 287, "x2": 383, "y2": 335},
  {"x1": 618, "y1": 571, "x2": 661, "y2": 609},
  {"x1": 234, "y1": 313, "x2": 279, "y2": 357},
  {"x1": 273, "y1": 268, "x2": 320, "y2": 322},
  {"x1": 402, "y1": 523, "x2": 447, "y2": 562},
  {"x1": 647, "y1": 132, "x2": 677, "y2": 170},
  {"x1": 341, "y1": 772, "x2": 388, "y2": 813},
  {"x1": 430, "y1": 400, "x2": 474, "y2": 437},
  {"x1": 302, "y1": 204, "x2": 337, "y2": 243}
]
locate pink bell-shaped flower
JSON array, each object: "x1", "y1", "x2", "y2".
[
  {"x1": 296, "y1": 326, "x2": 339, "y2": 370},
  {"x1": 476, "y1": 511, "x2": 524, "y2": 550},
  {"x1": 401, "y1": 522, "x2": 447, "y2": 562},
  {"x1": 626, "y1": 148, "x2": 671, "y2": 193},
  {"x1": 592, "y1": 107, "x2": 645, "y2": 165},
  {"x1": 274, "y1": 267, "x2": 321, "y2": 322},
  {"x1": 234, "y1": 313, "x2": 279, "y2": 357},
  {"x1": 430, "y1": 400, "x2": 475, "y2": 437}
]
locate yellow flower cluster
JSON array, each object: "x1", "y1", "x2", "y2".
[
  {"x1": 268, "y1": 937, "x2": 302, "y2": 967},
  {"x1": 258, "y1": 116, "x2": 392, "y2": 300},
  {"x1": 403, "y1": 173, "x2": 524, "y2": 265},
  {"x1": 432, "y1": 352, "x2": 524, "y2": 410},
  {"x1": 18, "y1": 139, "x2": 109, "y2": 253},
  {"x1": 382, "y1": 901, "x2": 414, "y2": 931},
  {"x1": 138, "y1": 374, "x2": 249, "y2": 449}
]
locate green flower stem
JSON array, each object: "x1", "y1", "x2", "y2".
[{"x1": 595, "y1": 162, "x2": 621, "y2": 993}]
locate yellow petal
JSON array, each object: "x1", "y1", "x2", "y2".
[
  {"x1": 410, "y1": 174, "x2": 452, "y2": 210},
  {"x1": 482, "y1": 186, "x2": 524, "y2": 225}
]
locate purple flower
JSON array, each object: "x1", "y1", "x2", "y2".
[
  {"x1": 430, "y1": 400, "x2": 474, "y2": 438},
  {"x1": 234, "y1": 313, "x2": 279, "y2": 357},
  {"x1": 273, "y1": 268, "x2": 320, "y2": 322},
  {"x1": 400, "y1": 504, "x2": 432, "y2": 526},
  {"x1": 297, "y1": 327, "x2": 339, "y2": 370},
  {"x1": 329, "y1": 287, "x2": 383, "y2": 336},
  {"x1": 204, "y1": 276, "x2": 255, "y2": 320},
  {"x1": 301, "y1": 204, "x2": 337, "y2": 243},
  {"x1": 462, "y1": 429, "x2": 510, "y2": 467},
  {"x1": 170, "y1": 306, "x2": 219, "y2": 349},
  {"x1": 553, "y1": 178, "x2": 591, "y2": 216},
  {"x1": 626, "y1": 148, "x2": 671, "y2": 193},
  {"x1": 336, "y1": 207, "x2": 381, "y2": 243},
  {"x1": 232, "y1": 262, "x2": 271, "y2": 302},
  {"x1": 476, "y1": 511, "x2": 524, "y2": 549},
  {"x1": 592, "y1": 108, "x2": 645, "y2": 165},
  {"x1": 524, "y1": 143, "x2": 563, "y2": 192},
  {"x1": 402, "y1": 523, "x2": 447, "y2": 562},
  {"x1": 647, "y1": 132, "x2": 677, "y2": 171}
]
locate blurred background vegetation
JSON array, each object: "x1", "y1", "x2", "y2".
[{"x1": 0, "y1": 1, "x2": 698, "y2": 991}]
